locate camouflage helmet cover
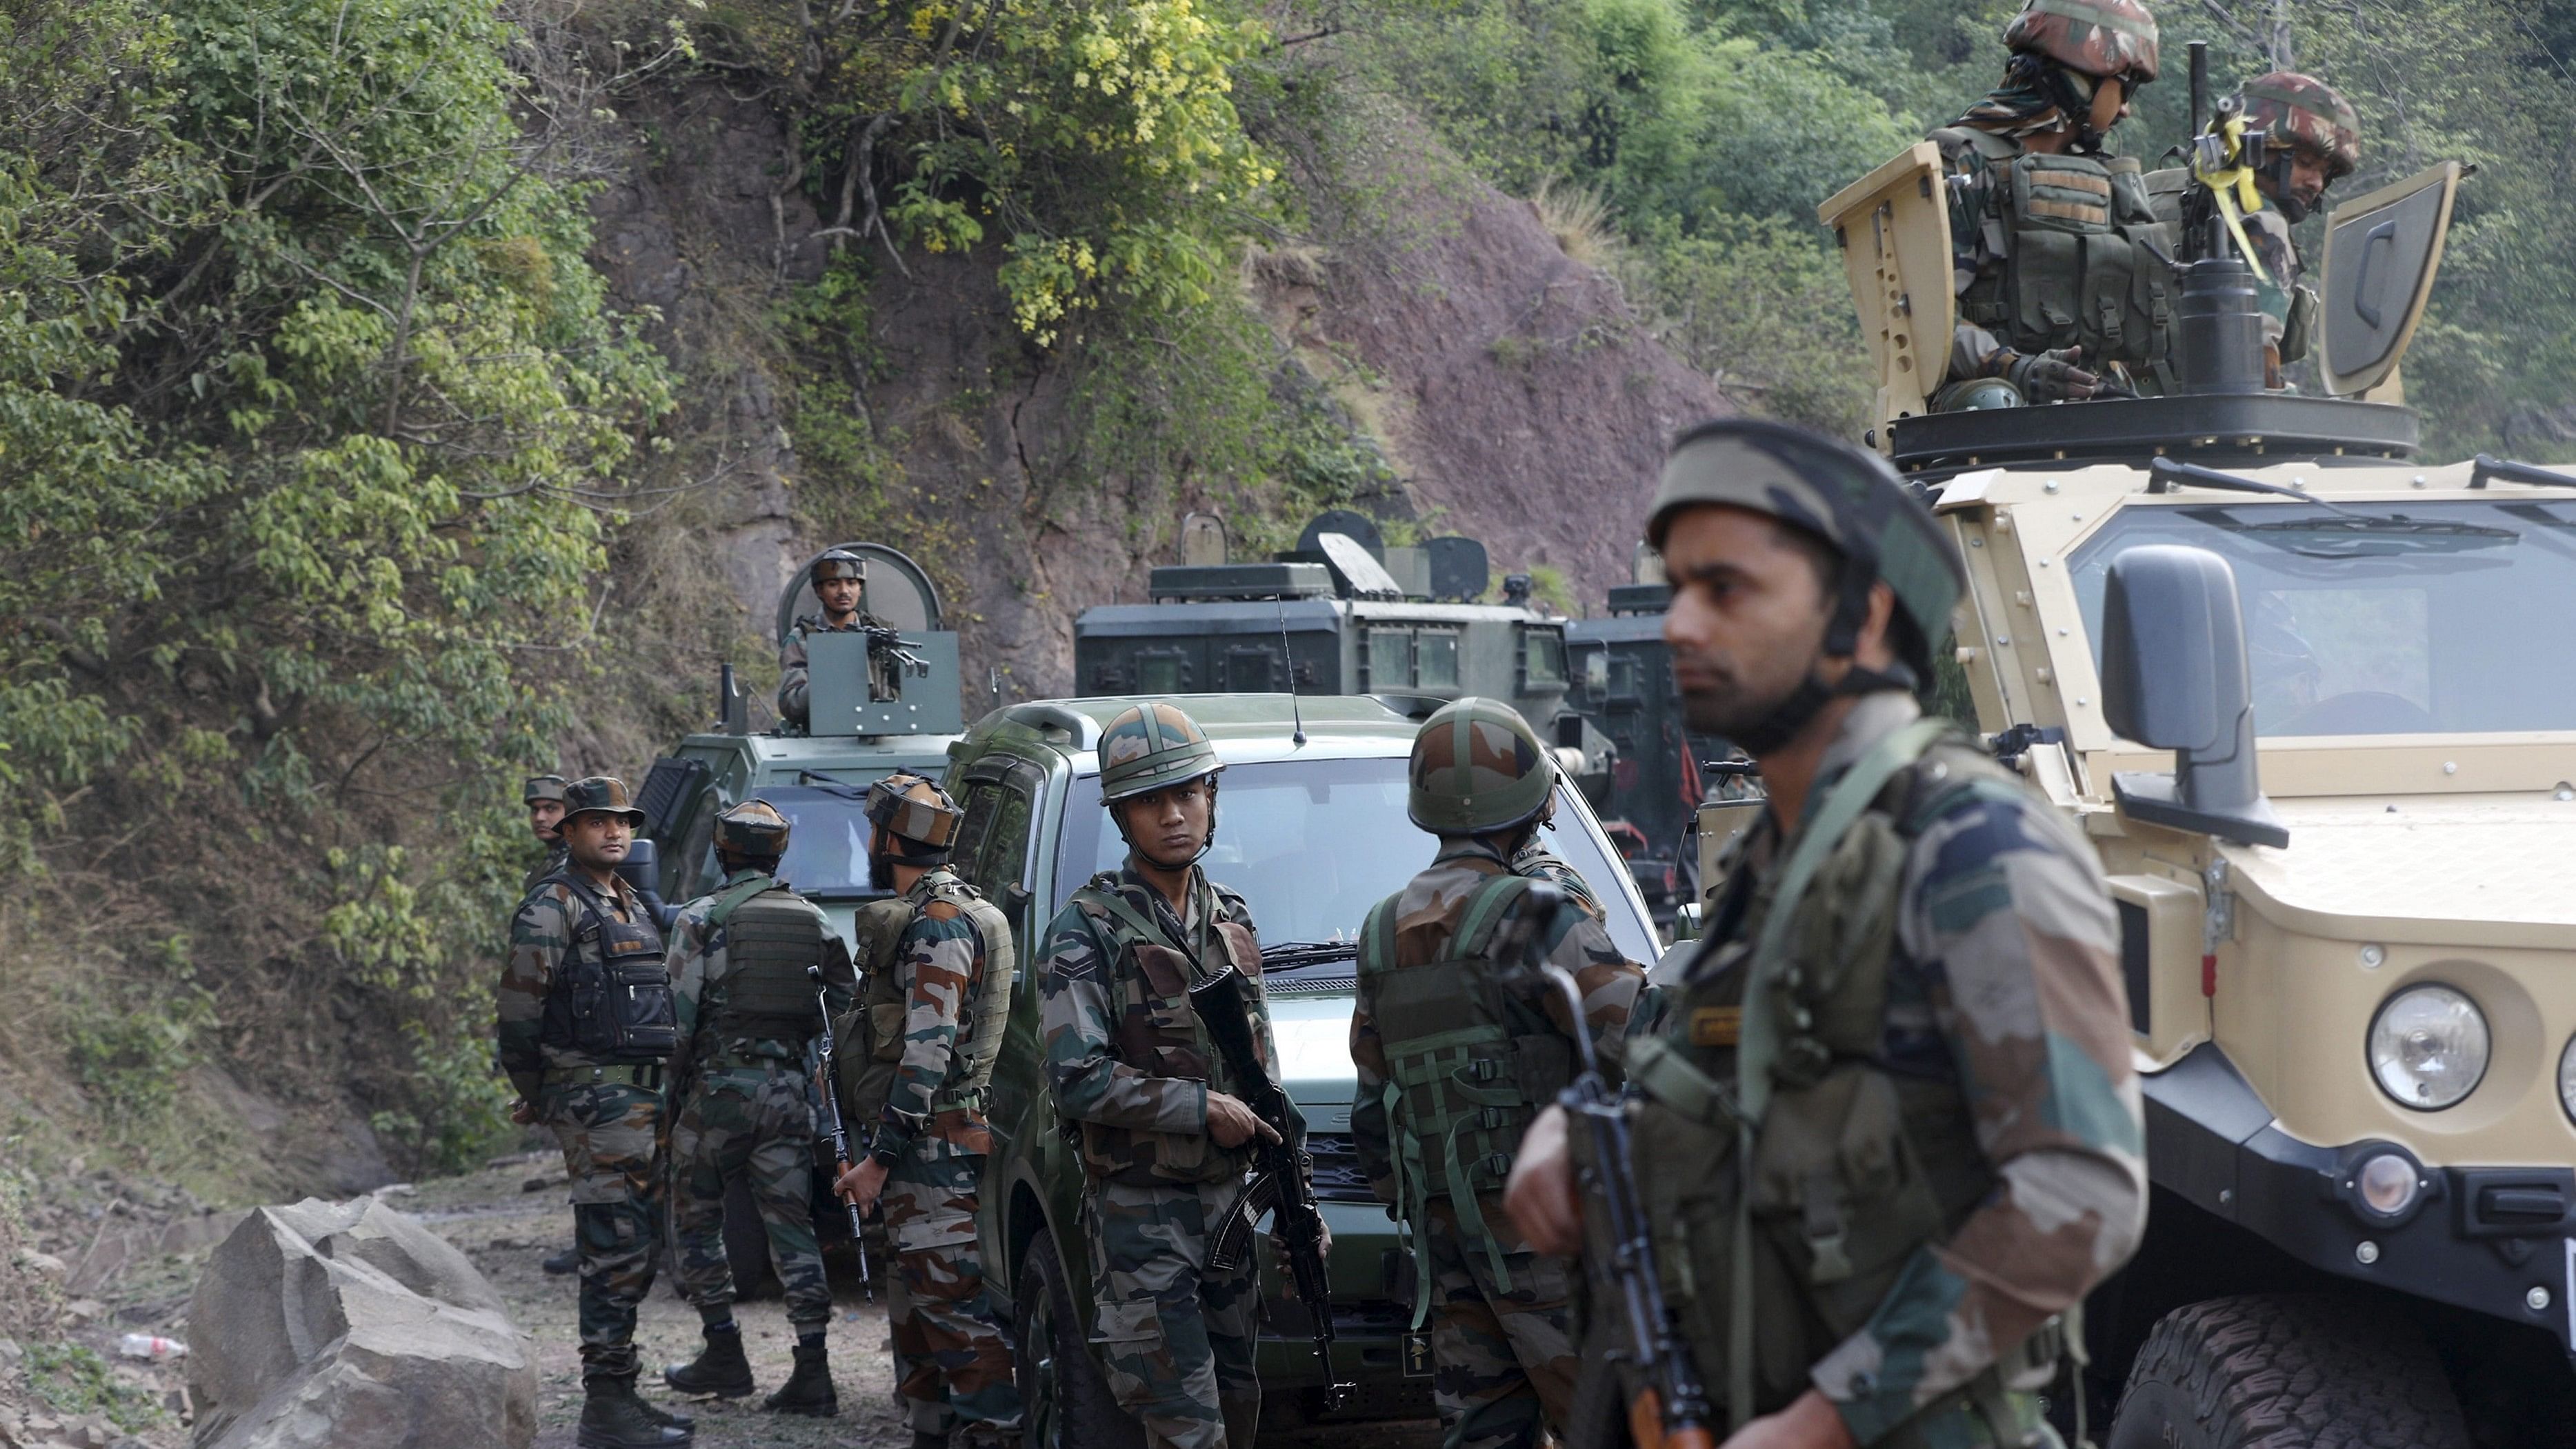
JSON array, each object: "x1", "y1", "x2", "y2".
[
  {"x1": 866, "y1": 771, "x2": 963, "y2": 848},
  {"x1": 523, "y1": 773, "x2": 570, "y2": 805},
  {"x1": 811, "y1": 548, "x2": 868, "y2": 586},
  {"x1": 560, "y1": 775, "x2": 646, "y2": 826},
  {"x1": 2004, "y1": 0, "x2": 2161, "y2": 83},
  {"x1": 2239, "y1": 71, "x2": 2361, "y2": 179},
  {"x1": 1646, "y1": 417, "x2": 1966, "y2": 670},
  {"x1": 714, "y1": 799, "x2": 792, "y2": 858},
  {"x1": 1408, "y1": 697, "x2": 1555, "y2": 835},
  {"x1": 1097, "y1": 701, "x2": 1222, "y2": 803}
]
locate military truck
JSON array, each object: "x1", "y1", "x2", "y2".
[
  {"x1": 635, "y1": 541, "x2": 966, "y2": 1289},
  {"x1": 943, "y1": 692, "x2": 1664, "y2": 1446},
  {"x1": 1072, "y1": 510, "x2": 1608, "y2": 777},
  {"x1": 1749, "y1": 82, "x2": 2576, "y2": 1448}
]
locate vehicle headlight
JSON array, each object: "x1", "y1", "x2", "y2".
[
  {"x1": 2557, "y1": 1034, "x2": 2576, "y2": 1126},
  {"x1": 2368, "y1": 985, "x2": 2489, "y2": 1110}
]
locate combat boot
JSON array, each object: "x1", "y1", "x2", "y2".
[
  {"x1": 661, "y1": 1323, "x2": 755, "y2": 1399},
  {"x1": 575, "y1": 1375, "x2": 692, "y2": 1448},
  {"x1": 542, "y1": 1243, "x2": 580, "y2": 1275},
  {"x1": 762, "y1": 1335, "x2": 838, "y2": 1417}
]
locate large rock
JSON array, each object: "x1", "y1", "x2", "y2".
[{"x1": 187, "y1": 1197, "x2": 534, "y2": 1449}]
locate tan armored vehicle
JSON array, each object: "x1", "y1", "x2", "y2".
[{"x1": 1697, "y1": 83, "x2": 2576, "y2": 1448}]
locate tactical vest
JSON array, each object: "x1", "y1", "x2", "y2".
[
  {"x1": 1358, "y1": 872, "x2": 1575, "y2": 1326},
  {"x1": 1070, "y1": 873, "x2": 1264, "y2": 1188},
  {"x1": 1617, "y1": 722, "x2": 2058, "y2": 1442},
  {"x1": 701, "y1": 874, "x2": 826, "y2": 1055},
  {"x1": 538, "y1": 874, "x2": 677, "y2": 1063},
  {"x1": 843, "y1": 872, "x2": 1017, "y2": 1126},
  {"x1": 1937, "y1": 127, "x2": 2177, "y2": 385}
]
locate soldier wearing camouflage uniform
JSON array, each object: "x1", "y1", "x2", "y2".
[
  {"x1": 1350, "y1": 697, "x2": 1645, "y2": 1449},
  {"x1": 829, "y1": 772, "x2": 1024, "y2": 1449},
  {"x1": 1507, "y1": 419, "x2": 2146, "y2": 1449},
  {"x1": 1935, "y1": 0, "x2": 2167, "y2": 405},
  {"x1": 779, "y1": 548, "x2": 897, "y2": 728},
  {"x1": 1506, "y1": 801, "x2": 1606, "y2": 923},
  {"x1": 497, "y1": 776, "x2": 693, "y2": 1449},
  {"x1": 659, "y1": 801, "x2": 857, "y2": 1416},
  {"x1": 524, "y1": 775, "x2": 571, "y2": 898},
  {"x1": 1037, "y1": 701, "x2": 1322, "y2": 1449},
  {"x1": 2235, "y1": 72, "x2": 2362, "y2": 383}
]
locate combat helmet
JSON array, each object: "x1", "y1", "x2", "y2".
[
  {"x1": 2239, "y1": 71, "x2": 2361, "y2": 179},
  {"x1": 1097, "y1": 701, "x2": 1223, "y2": 803},
  {"x1": 812, "y1": 548, "x2": 867, "y2": 585},
  {"x1": 2004, "y1": 0, "x2": 2161, "y2": 86},
  {"x1": 713, "y1": 799, "x2": 792, "y2": 861},
  {"x1": 866, "y1": 771, "x2": 963, "y2": 861},
  {"x1": 1408, "y1": 698, "x2": 1556, "y2": 836},
  {"x1": 1649, "y1": 419, "x2": 1966, "y2": 748}
]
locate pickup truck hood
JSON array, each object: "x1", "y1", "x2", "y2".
[
  {"x1": 1266, "y1": 984, "x2": 1360, "y2": 1136},
  {"x1": 2226, "y1": 796, "x2": 2576, "y2": 950}
]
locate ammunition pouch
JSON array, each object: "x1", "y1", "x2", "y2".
[
  {"x1": 839, "y1": 896, "x2": 917, "y2": 1131},
  {"x1": 1941, "y1": 131, "x2": 2176, "y2": 383},
  {"x1": 1069, "y1": 879, "x2": 1263, "y2": 1188}
]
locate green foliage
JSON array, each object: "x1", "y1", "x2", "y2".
[
  {"x1": 25, "y1": 1341, "x2": 165, "y2": 1430},
  {"x1": 370, "y1": 1016, "x2": 518, "y2": 1180},
  {"x1": 0, "y1": 0, "x2": 672, "y2": 1159}
]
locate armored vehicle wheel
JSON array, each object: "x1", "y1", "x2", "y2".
[
  {"x1": 2106, "y1": 1295, "x2": 2470, "y2": 1449},
  {"x1": 1015, "y1": 1234, "x2": 1141, "y2": 1449}
]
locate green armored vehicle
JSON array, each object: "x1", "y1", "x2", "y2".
[
  {"x1": 1072, "y1": 510, "x2": 1606, "y2": 774},
  {"x1": 1770, "y1": 105, "x2": 2576, "y2": 1446},
  {"x1": 635, "y1": 541, "x2": 966, "y2": 1285},
  {"x1": 944, "y1": 693, "x2": 1663, "y2": 1445}
]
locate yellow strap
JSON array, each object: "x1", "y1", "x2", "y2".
[{"x1": 2191, "y1": 117, "x2": 2273, "y2": 286}]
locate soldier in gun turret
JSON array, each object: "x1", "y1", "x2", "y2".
[
  {"x1": 1506, "y1": 420, "x2": 2144, "y2": 1449},
  {"x1": 1934, "y1": 0, "x2": 2170, "y2": 405},
  {"x1": 2233, "y1": 71, "x2": 2362, "y2": 385},
  {"x1": 778, "y1": 548, "x2": 897, "y2": 728},
  {"x1": 827, "y1": 773, "x2": 1024, "y2": 1449},
  {"x1": 1350, "y1": 698, "x2": 1644, "y2": 1449},
  {"x1": 659, "y1": 801, "x2": 857, "y2": 1418},
  {"x1": 1035, "y1": 701, "x2": 1324, "y2": 1449}
]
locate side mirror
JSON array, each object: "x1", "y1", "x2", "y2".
[
  {"x1": 2099, "y1": 545, "x2": 2287, "y2": 848},
  {"x1": 615, "y1": 837, "x2": 662, "y2": 897}
]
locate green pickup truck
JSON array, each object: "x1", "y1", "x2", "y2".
[{"x1": 937, "y1": 692, "x2": 1664, "y2": 1445}]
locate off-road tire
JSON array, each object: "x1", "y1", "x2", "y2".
[
  {"x1": 2106, "y1": 1294, "x2": 2471, "y2": 1449},
  {"x1": 1014, "y1": 1234, "x2": 1141, "y2": 1449}
]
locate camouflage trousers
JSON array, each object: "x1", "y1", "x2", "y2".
[
  {"x1": 1421, "y1": 1197, "x2": 1577, "y2": 1449},
  {"x1": 543, "y1": 1078, "x2": 665, "y2": 1381},
  {"x1": 667, "y1": 1063, "x2": 832, "y2": 1330},
  {"x1": 1084, "y1": 1177, "x2": 1264, "y2": 1449},
  {"x1": 883, "y1": 1140, "x2": 1022, "y2": 1443}
]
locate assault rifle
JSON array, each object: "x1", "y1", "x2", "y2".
[
  {"x1": 808, "y1": 964, "x2": 873, "y2": 1301},
  {"x1": 1193, "y1": 960, "x2": 1352, "y2": 1408},
  {"x1": 1499, "y1": 883, "x2": 1716, "y2": 1449}
]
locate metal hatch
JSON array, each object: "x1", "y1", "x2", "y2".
[
  {"x1": 775, "y1": 541, "x2": 944, "y2": 644},
  {"x1": 1817, "y1": 141, "x2": 1953, "y2": 432},
  {"x1": 2319, "y1": 161, "x2": 2462, "y2": 399}
]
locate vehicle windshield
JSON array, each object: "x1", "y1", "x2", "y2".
[
  {"x1": 749, "y1": 784, "x2": 884, "y2": 897},
  {"x1": 1055, "y1": 756, "x2": 1659, "y2": 965},
  {"x1": 2068, "y1": 499, "x2": 2576, "y2": 736}
]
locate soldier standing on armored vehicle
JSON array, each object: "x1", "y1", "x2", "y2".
[
  {"x1": 829, "y1": 772, "x2": 1026, "y2": 1449},
  {"x1": 497, "y1": 776, "x2": 695, "y2": 1449},
  {"x1": 778, "y1": 547, "x2": 896, "y2": 728},
  {"x1": 657, "y1": 800, "x2": 857, "y2": 1417},
  {"x1": 1506, "y1": 420, "x2": 2146, "y2": 1449},
  {"x1": 1935, "y1": 0, "x2": 2168, "y2": 406},
  {"x1": 1350, "y1": 697, "x2": 1644, "y2": 1449},
  {"x1": 1037, "y1": 701, "x2": 1325, "y2": 1449},
  {"x1": 2230, "y1": 72, "x2": 2362, "y2": 386}
]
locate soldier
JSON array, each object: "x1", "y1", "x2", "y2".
[
  {"x1": 1933, "y1": 0, "x2": 2167, "y2": 404},
  {"x1": 2235, "y1": 72, "x2": 2362, "y2": 384},
  {"x1": 1506, "y1": 419, "x2": 2146, "y2": 1448},
  {"x1": 1350, "y1": 697, "x2": 1645, "y2": 1449},
  {"x1": 495, "y1": 777, "x2": 693, "y2": 1449},
  {"x1": 659, "y1": 801, "x2": 857, "y2": 1416},
  {"x1": 524, "y1": 775, "x2": 571, "y2": 897},
  {"x1": 827, "y1": 772, "x2": 1024, "y2": 1449},
  {"x1": 778, "y1": 548, "x2": 896, "y2": 728},
  {"x1": 1037, "y1": 701, "x2": 1324, "y2": 1449}
]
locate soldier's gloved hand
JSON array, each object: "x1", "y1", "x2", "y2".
[
  {"x1": 1206, "y1": 1092, "x2": 1281, "y2": 1149},
  {"x1": 2006, "y1": 346, "x2": 2103, "y2": 401}
]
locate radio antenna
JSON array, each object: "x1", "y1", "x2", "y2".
[{"x1": 1276, "y1": 593, "x2": 1306, "y2": 747}]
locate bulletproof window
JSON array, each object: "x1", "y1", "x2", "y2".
[
  {"x1": 1223, "y1": 644, "x2": 1281, "y2": 692},
  {"x1": 1136, "y1": 647, "x2": 1190, "y2": 694},
  {"x1": 1519, "y1": 626, "x2": 1568, "y2": 689},
  {"x1": 1414, "y1": 629, "x2": 1461, "y2": 690},
  {"x1": 1365, "y1": 626, "x2": 1414, "y2": 690}
]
